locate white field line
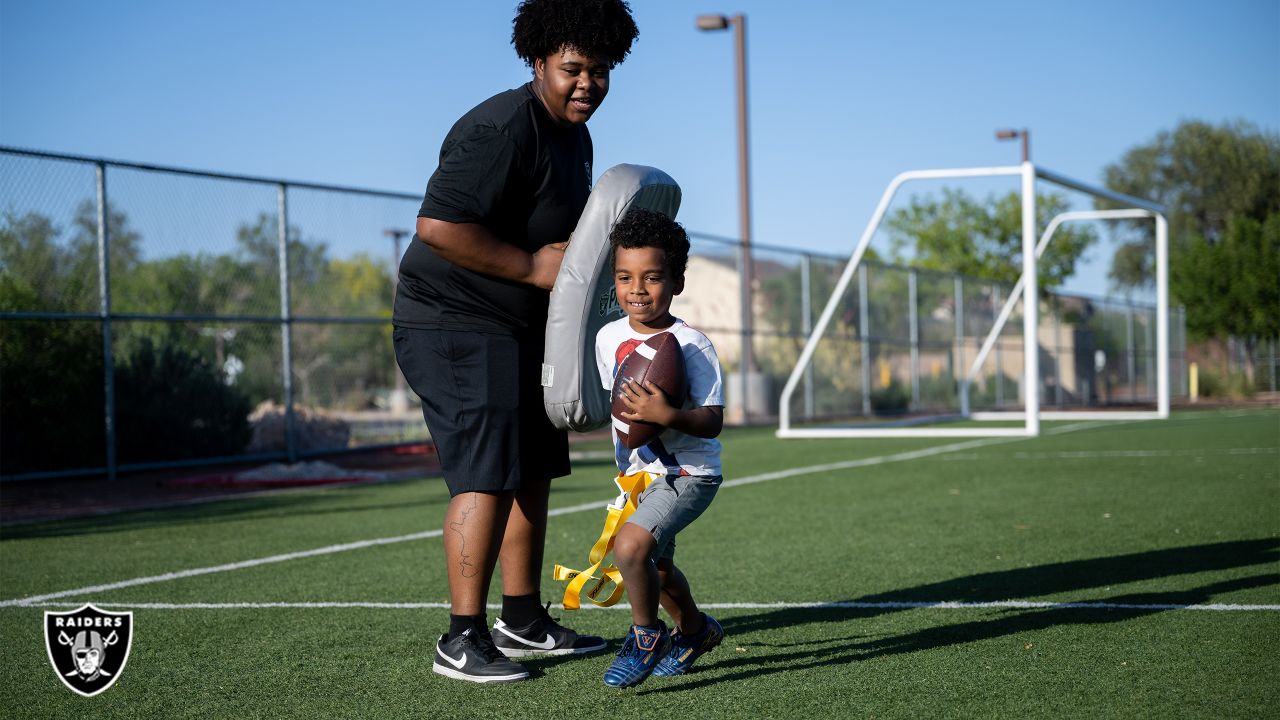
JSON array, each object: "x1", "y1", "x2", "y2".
[
  {"x1": 20, "y1": 600, "x2": 1280, "y2": 613},
  {"x1": 938, "y1": 447, "x2": 1278, "y2": 461},
  {"x1": 0, "y1": 421, "x2": 1110, "y2": 609}
]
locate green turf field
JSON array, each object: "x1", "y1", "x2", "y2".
[{"x1": 2, "y1": 408, "x2": 1277, "y2": 719}]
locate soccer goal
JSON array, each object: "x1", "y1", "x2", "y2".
[{"x1": 776, "y1": 163, "x2": 1169, "y2": 439}]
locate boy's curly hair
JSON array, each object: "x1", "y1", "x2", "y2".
[
  {"x1": 511, "y1": 0, "x2": 639, "y2": 68},
  {"x1": 609, "y1": 208, "x2": 689, "y2": 281}
]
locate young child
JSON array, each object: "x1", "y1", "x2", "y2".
[{"x1": 593, "y1": 208, "x2": 726, "y2": 688}]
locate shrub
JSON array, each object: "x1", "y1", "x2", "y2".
[
  {"x1": 870, "y1": 379, "x2": 909, "y2": 415},
  {"x1": 0, "y1": 320, "x2": 106, "y2": 474},
  {"x1": 114, "y1": 339, "x2": 252, "y2": 463},
  {"x1": 1195, "y1": 367, "x2": 1253, "y2": 399}
]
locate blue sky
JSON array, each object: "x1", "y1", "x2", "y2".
[{"x1": 2, "y1": 0, "x2": 1278, "y2": 296}]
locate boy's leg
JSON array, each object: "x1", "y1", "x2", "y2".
[
  {"x1": 657, "y1": 559, "x2": 705, "y2": 635},
  {"x1": 604, "y1": 523, "x2": 669, "y2": 688},
  {"x1": 613, "y1": 523, "x2": 661, "y2": 626},
  {"x1": 652, "y1": 557, "x2": 724, "y2": 678}
]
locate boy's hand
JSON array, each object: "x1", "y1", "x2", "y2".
[{"x1": 619, "y1": 379, "x2": 675, "y2": 427}]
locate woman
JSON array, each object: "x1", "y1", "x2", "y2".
[{"x1": 393, "y1": 0, "x2": 639, "y2": 684}]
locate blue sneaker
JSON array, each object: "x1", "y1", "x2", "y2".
[
  {"x1": 653, "y1": 613, "x2": 723, "y2": 677},
  {"x1": 603, "y1": 622, "x2": 668, "y2": 688}
]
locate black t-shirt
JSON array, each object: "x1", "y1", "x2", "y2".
[{"x1": 393, "y1": 83, "x2": 593, "y2": 337}]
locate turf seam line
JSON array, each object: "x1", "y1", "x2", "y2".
[
  {"x1": 16, "y1": 600, "x2": 1280, "y2": 612},
  {"x1": 0, "y1": 420, "x2": 1107, "y2": 608}
]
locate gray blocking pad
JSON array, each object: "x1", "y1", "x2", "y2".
[{"x1": 542, "y1": 164, "x2": 681, "y2": 432}]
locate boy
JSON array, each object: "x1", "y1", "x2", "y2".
[{"x1": 593, "y1": 208, "x2": 726, "y2": 688}]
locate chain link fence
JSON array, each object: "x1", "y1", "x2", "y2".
[
  {"x1": 1, "y1": 147, "x2": 1187, "y2": 480},
  {"x1": 675, "y1": 233, "x2": 1186, "y2": 425},
  {"x1": 1, "y1": 147, "x2": 421, "y2": 480}
]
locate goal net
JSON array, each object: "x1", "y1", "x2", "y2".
[{"x1": 776, "y1": 163, "x2": 1170, "y2": 439}]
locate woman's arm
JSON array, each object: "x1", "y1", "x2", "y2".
[{"x1": 416, "y1": 217, "x2": 566, "y2": 290}]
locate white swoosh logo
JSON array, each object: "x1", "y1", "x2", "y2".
[
  {"x1": 439, "y1": 645, "x2": 468, "y2": 669},
  {"x1": 497, "y1": 626, "x2": 556, "y2": 650}
]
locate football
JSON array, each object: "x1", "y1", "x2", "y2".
[{"x1": 611, "y1": 332, "x2": 686, "y2": 450}]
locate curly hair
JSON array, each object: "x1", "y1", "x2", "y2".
[
  {"x1": 609, "y1": 208, "x2": 689, "y2": 281},
  {"x1": 511, "y1": 0, "x2": 639, "y2": 68}
]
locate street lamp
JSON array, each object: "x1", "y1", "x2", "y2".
[
  {"x1": 384, "y1": 228, "x2": 411, "y2": 414},
  {"x1": 384, "y1": 228, "x2": 410, "y2": 272},
  {"x1": 996, "y1": 128, "x2": 1030, "y2": 163},
  {"x1": 697, "y1": 12, "x2": 756, "y2": 422}
]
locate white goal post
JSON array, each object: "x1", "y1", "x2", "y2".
[{"x1": 776, "y1": 163, "x2": 1169, "y2": 439}]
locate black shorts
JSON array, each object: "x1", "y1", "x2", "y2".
[{"x1": 393, "y1": 327, "x2": 570, "y2": 496}]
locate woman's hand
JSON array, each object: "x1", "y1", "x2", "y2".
[{"x1": 528, "y1": 241, "x2": 568, "y2": 290}]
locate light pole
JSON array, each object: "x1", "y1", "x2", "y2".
[
  {"x1": 697, "y1": 12, "x2": 756, "y2": 423},
  {"x1": 996, "y1": 128, "x2": 1030, "y2": 163},
  {"x1": 384, "y1": 228, "x2": 411, "y2": 415}
]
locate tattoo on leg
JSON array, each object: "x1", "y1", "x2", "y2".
[{"x1": 449, "y1": 494, "x2": 479, "y2": 578}]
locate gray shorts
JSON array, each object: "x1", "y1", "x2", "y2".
[{"x1": 626, "y1": 474, "x2": 722, "y2": 561}]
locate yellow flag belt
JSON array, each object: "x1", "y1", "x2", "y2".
[{"x1": 552, "y1": 471, "x2": 654, "y2": 610}]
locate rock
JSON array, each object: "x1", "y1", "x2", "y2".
[{"x1": 246, "y1": 401, "x2": 351, "y2": 452}]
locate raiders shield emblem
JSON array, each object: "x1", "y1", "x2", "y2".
[{"x1": 44, "y1": 604, "x2": 133, "y2": 697}]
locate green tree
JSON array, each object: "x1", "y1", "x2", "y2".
[
  {"x1": 1100, "y1": 119, "x2": 1280, "y2": 289},
  {"x1": 0, "y1": 209, "x2": 89, "y2": 473},
  {"x1": 0, "y1": 206, "x2": 137, "y2": 473},
  {"x1": 232, "y1": 216, "x2": 395, "y2": 410},
  {"x1": 0, "y1": 206, "x2": 255, "y2": 473},
  {"x1": 115, "y1": 338, "x2": 252, "y2": 463},
  {"x1": 1170, "y1": 215, "x2": 1279, "y2": 380},
  {"x1": 0, "y1": 200, "x2": 141, "y2": 313},
  {"x1": 884, "y1": 189, "x2": 1096, "y2": 290},
  {"x1": 1102, "y1": 119, "x2": 1280, "y2": 386}
]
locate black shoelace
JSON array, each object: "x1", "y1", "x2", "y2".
[
  {"x1": 539, "y1": 601, "x2": 558, "y2": 625},
  {"x1": 463, "y1": 630, "x2": 505, "y2": 663}
]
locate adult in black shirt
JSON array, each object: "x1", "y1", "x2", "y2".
[{"x1": 392, "y1": 0, "x2": 638, "y2": 683}]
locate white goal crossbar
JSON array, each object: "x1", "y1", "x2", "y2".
[{"x1": 776, "y1": 163, "x2": 1168, "y2": 439}]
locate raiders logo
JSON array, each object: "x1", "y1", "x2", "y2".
[
  {"x1": 44, "y1": 604, "x2": 133, "y2": 697},
  {"x1": 597, "y1": 286, "x2": 622, "y2": 318}
]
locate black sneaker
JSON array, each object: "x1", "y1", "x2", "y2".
[
  {"x1": 492, "y1": 605, "x2": 608, "y2": 657},
  {"x1": 432, "y1": 629, "x2": 530, "y2": 683}
]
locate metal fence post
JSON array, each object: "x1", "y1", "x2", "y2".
[
  {"x1": 1052, "y1": 303, "x2": 1063, "y2": 406},
  {"x1": 1179, "y1": 307, "x2": 1189, "y2": 396},
  {"x1": 96, "y1": 163, "x2": 117, "y2": 481},
  {"x1": 800, "y1": 254, "x2": 813, "y2": 420},
  {"x1": 954, "y1": 275, "x2": 964, "y2": 412},
  {"x1": 1126, "y1": 303, "x2": 1136, "y2": 402},
  {"x1": 1145, "y1": 307, "x2": 1156, "y2": 400},
  {"x1": 859, "y1": 264, "x2": 871, "y2": 416},
  {"x1": 908, "y1": 268, "x2": 919, "y2": 410},
  {"x1": 992, "y1": 284, "x2": 1003, "y2": 407},
  {"x1": 277, "y1": 184, "x2": 297, "y2": 463},
  {"x1": 736, "y1": 239, "x2": 750, "y2": 424},
  {"x1": 1264, "y1": 335, "x2": 1274, "y2": 392}
]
